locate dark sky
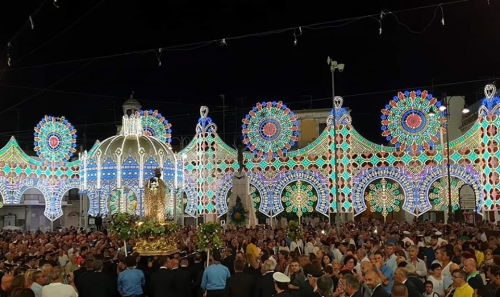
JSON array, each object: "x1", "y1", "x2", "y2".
[{"x1": 0, "y1": 0, "x2": 498, "y2": 153}]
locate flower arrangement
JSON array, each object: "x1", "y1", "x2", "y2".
[
  {"x1": 136, "y1": 220, "x2": 166, "y2": 237},
  {"x1": 229, "y1": 196, "x2": 248, "y2": 226},
  {"x1": 197, "y1": 222, "x2": 223, "y2": 251},
  {"x1": 286, "y1": 221, "x2": 303, "y2": 241},
  {"x1": 110, "y1": 213, "x2": 137, "y2": 241},
  {"x1": 164, "y1": 221, "x2": 181, "y2": 234}
]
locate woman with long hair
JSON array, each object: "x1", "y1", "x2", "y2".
[
  {"x1": 24, "y1": 269, "x2": 37, "y2": 288},
  {"x1": 243, "y1": 252, "x2": 260, "y2": 277},
  {"x1": 12, "y1": 275, "x2": 26, "y2": 291},
  {"x1": 321, "y1": 254, "x2": 332, "y2": 268},
  {"x1": 279, "y1": 239, "x2": 289, "y2": 252},
  {"x1": 276, "y1": 250, "x2": 289, "y2": 273},
  {"x1": 9, "y1": 288, "x2": 35, "y2": 297}
]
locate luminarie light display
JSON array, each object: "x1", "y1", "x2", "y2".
[{"x1": 0, "y1": 85, "x2": 498, "y2": 223}]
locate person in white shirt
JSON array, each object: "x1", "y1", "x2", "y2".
[
  {"x1": 30, "y1": 271, "x2": 45, "y2": 297},
  {"x1": 41, "y1": 267, "x2": 77, "y2": 297},
  {"x1": 408, "y1": 245, "x2": 427, "y2": 278},
  {"x1": 304, "y1": 236, "x2": 316, "y2": 256},
  {"x1": 290, "y1": 239, "x2": 303, "y2": 255},
  {"x1": 402, "y1": 231, "x2": 415, "y2": 245},
  {"x1": 435, "y1": 231, "x2": 446, "y2": 246},
  {"x1": 385, "y1": 243, "x2": 398, "y2": 272},
  {"x1": 331, "y1": 242, "x2": 345, "y2": 262},
  {"x1": 58, "y1": 250, "x2": 69, "y2": 268}
]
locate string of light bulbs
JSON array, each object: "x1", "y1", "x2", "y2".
[
  {"x1": 0, "y1": 0, "x2": 51, "y2": 81},
  {"x1": 0, "y1": 0, "x2": 107, "y2": 80},
  {"x1": 2, "y1": 0, "x2": 469, "y2": 74},
  {"x1": 0, "y1": 75, "x2": 495, "y2": 121}
]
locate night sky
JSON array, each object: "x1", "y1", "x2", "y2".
[{"x1": 0, "y1": 0, "x2": 498, "y2": 154}]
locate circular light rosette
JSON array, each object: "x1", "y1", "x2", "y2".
[
  {"x1": 34, "y1": 115, "x2": 77, "y2": 164},
  {"x1": 381, "y1": 90, "x2": 443, "y2": 151},
  {"x1": 138, "y1": 110, "x2": 172, "y2": 143},
  {"x1": 242, "y1": 101, "x2": 299, "y2": 158}
]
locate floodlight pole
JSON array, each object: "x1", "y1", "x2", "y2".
[{"x1": 328, "y1": 57, "x2": 343, "y2": 227}]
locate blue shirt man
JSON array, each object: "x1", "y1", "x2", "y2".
[
  {"x1": 118, "y1": 257, "x2": 145, "y2": 297},
  {"x1": 201, "y1": 252, "x2": 230, "y2": 295}
]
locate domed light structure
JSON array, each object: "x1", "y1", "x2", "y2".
[{"x1": 80, "y1": 99, "x2": 178, "y2": 217}]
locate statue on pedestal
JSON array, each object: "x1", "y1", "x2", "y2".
[
  {"x1": 234, "y1": 136, "x2": 246, "y2": 174},
  {"x1": 144, "y1": 168, "x2": 167, "y2": 223}
]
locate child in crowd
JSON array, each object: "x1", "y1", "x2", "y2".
[{"x1": 423, "y1": 281, "x2": 440, "y2": 297}]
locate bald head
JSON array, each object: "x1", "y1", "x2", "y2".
[
  {"x1": 449, "y1": 263, "x2": 460, "y2": 272},
  {"x1": 363, "y1": 270, "x2": 381, "y2": 289},
  {"x1": 391, "y1": 282, "x2": 408, "y2": 297},
  {"x1": 1, "y1": 274, "x2": 14, "y2": 291},
  {"x1": 463, "y1": 258, "x2": 477, "y2": 273}
]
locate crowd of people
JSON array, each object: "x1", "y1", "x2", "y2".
[{"x1": 0, "y1": 219, "x2": 498, "y2": 297}]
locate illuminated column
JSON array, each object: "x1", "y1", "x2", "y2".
[
  {"x1": 96, "y1": 151, "x2": 102, "y2": 190},
  {"x1": 116, "y1": 149, "x2": 123, "y2": 189},
  {"x1": 138, "y1": 148, "x2": 145, "y2": 217},
  {"x1": 478, "y1": 85, "x2": 500, "y2": 216}
]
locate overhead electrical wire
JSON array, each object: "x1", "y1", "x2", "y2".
[{"x1": 2, "y1": 0, "x2": 468, "y2": 74}]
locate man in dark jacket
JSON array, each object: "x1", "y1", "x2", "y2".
[
  {"x1": 225, "y1": 259, "x2": 254, "y2": 297},
  {"x1": 150, "y1": 256, "x2": 172, "y2": 297},
  {"x1": 254, "y1": 260, "x2": 275, "y2": 297},
  {"x1": 77, "y1": 260, "x2": 113, "y2": 297}
]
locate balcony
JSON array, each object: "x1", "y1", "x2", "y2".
[{"x1": 21, "y1": 194, "x2": 72, "y2": 205}]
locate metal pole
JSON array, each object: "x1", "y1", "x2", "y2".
[
  {"x1": 330, "y1": 64, "x2": 340, "y2": 226},
  {"x1": 473, "y1": 184, "x2": 476, "y2": 225},
  {"x1": 444, "y1": 94, "x2": 453, "y2": 223},
  {"x1": 79, "y1": 193, "x2": 82, "y2": 228},
  {"x1": 84, "y1": 195, "x2": 88, "y2": 230},
  {"x1": 182, "y1": 155, "x2": 186, "y2": 226}
]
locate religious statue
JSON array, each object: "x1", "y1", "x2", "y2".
[
  {"x1": 234, "y1": 137, "x2": 246, "y2": 174},
  {"x1": 144, "y1": 168, "x2": 167, "y2": 223}
]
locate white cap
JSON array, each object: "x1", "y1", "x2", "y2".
[
  {"x1": 435, "y1": 231, "x2": 443, "y2": 236},
  {"x1": 273, "y1": 272, "x2": 291, "y2": 283},
  {"x1": 403, "y1": 231, "x2": 410, "y2": 235}
]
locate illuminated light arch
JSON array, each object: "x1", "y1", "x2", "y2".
[
  {"x1": 215, "y1": 175, "x2": 232, "y2": 216},
  {"x1": 107, "y1": 187, "x2": 138, "y2": 215},
  {"x1": 352, "y1": 167, "x2": 414, "y2": 216},
  {"x1": 271, "y1": 171, "x2": 329, "y2": 217},
  {"x1": 84, "y1": 191, "x2": 100, "y2": 217},
  {"x1": 247, "y1": 174, "x2": 270, "y2": 216},
  {"x1": 182, "y1": 181, "x2": 197, "y2": 216},
  {"x1": 418, "y1": 165, "x2": 482, "y2": 213},
  {"x1": 214, "y1": 174, "x2": 270, "y2": 216},
  {"x1": 15, "y1": 178, "x2": 51, "y2": 204},
  {"x1": 184, "y1": 179, "x2": 198, "y2": 217},
  {"x1": 44, "y1": 179, "x2": 82, "y2": 221},
  {"x1": 0, "y1": 181, "x2": 11, "y2": 204}
]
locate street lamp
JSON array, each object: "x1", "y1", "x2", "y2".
[
  {"x1": 327, "y1": 57, "x2": 344, "y2": 226},
  {"x1": 430, "y1": 94, "x2": 469, "y2": 223}
]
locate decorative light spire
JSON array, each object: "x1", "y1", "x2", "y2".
[{"x1": 121, "y1": 113, "x2": 143, "y2": 137}]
